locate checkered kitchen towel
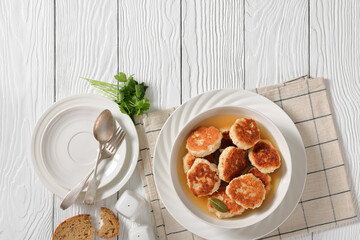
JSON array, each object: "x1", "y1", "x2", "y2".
[{"x1": 134, "y1": 77, "x2": 357, "y2": 240}]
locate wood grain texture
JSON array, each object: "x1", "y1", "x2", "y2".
[
  {"x1": 0, "y1": 0, "x2": 54, "y2": 239},
  {"x1": 54, "y1": 1, "x2": 119, "y2": 239},
  {"x1": 118, "y1": 0, "x2": 181, "y2": 109},
  {"x1": 310, "y1": 0, "x2": 360, "y2": 239},
  {"x1": 55, "y1": 0, "x2": 118, "y2": 100},
  {"x1": 182, "y1": 0, "x2": 244, "y2": 102},
  {"x1": 245, "y1": 0, "x2": 308, "y2": 88}
]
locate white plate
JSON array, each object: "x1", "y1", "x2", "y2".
[
  {"x1": 32, "y1": 94, "x2": 139, "y2": 201},
  {"x1": 153, "y1": 89, "x2": 307, "y2": 240},
  {"x1": 41, "y1": 105, "x2": 126, "y2": 190},
  {"x1": 170, "y1": 106, "x2": 292, "y2": 229}
]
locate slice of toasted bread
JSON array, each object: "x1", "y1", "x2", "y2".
[
  {"x1": 98, "y1": 207, "x2": 119, "y2": 239},
  {"x1": 52, "y1": 214, "x2": 94, "y2": 240}
]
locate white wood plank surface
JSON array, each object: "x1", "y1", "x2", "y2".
[
  {"x1": 55, "y1": 0, "x2": 118, "y2": 99},
  {"x1": 310, "y1": 0, "x2": 360, "y2": 239},
  {"x1": 245, "y1": 0, "x2": 309, "y2": 88},
  {"x1": 118, "y1": 0, "x2": 181, "y2": 109},
  {"x1": 182, "y1": 0, "x2": 244, "y2": 102},
  {"x1": 0, "y1": 0, "x2": 54, "y2": 239}
]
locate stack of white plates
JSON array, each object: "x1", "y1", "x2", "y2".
[
  {"x1": 31, "y1": 94, "x2": 139, "y2": 202},
  {"x1": 153, "y1": 89, "x2": 307, "y2": 240}
]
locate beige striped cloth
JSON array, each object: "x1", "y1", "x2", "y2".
[{"x1": 134, "y1": 77, "x2": 357, "y2": 240}]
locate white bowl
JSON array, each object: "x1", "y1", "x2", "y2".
[{"x1": 169, "y1": 106, "x2": 292, "y2": 229}]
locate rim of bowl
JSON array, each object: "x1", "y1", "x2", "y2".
[{"x1": 169, "y1": 106, "x2": 292, "y2": 229}]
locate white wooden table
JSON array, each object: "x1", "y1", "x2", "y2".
[{"x1": 0, "y1": 0, "x2": 359, "y2": 239}]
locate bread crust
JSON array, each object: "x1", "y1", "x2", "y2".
[
  {"x1": 98, "y1": 207, "x2": 120, "y2": 239},
  {"x1": 52, "y1": 214, "x2": 94, "y2": 240}
]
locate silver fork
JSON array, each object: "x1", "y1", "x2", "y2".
[{"x1": 60, "y1": 127, "x2": 126, "y2": 210}]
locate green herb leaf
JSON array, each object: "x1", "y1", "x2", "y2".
[
  {"x1": 135, "y1": 83, "x2": 147, "y2": 99},
  {"x1": 114, "y1": 72, "x2": 127, "y2": 82},
  {"x1": 209, "y1": 198, "x2": 228, "y2": 213},
  {"x1": 83, "y1": 72, "x2": 150, "y2": 123}
]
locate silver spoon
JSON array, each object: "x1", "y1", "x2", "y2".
[{"x1": 83, "y1": 109, "x2": 115, "y2": 205}]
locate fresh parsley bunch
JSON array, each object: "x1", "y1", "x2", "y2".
[{"x1": 82, "y1": 72, "x2": 150, "y2": 122}]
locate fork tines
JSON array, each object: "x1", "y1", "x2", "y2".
[{"x1": 108, "y1": 127, "x2": 126, "y2": 152}]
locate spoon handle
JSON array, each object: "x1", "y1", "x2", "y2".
[
  {"x1": 84, "y1": 143, "x2": 104, "y2": 205},
  {"x1": 60, "y1": 168, "x2": 94, "y2": 210}
]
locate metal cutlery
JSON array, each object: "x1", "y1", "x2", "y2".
[{"x1": 60, "y1": 126, "x2": 126, "y2": 209}]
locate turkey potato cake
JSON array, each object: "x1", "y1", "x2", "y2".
[
  {"x1": 186, "y1": 126, "x2": 222, "y2": 157},
  {"x1": 249, "y1": 140, "x2": 281, "y2": 173},
  {"x1": 226, "y1": 173, "x2": 266, "y2": 209},
  {"x1": 187, "y1": 158, "x2": 221, "y2": 197},
  {"x1": 229, "y1": 118, "x2": 260, "y2": 150}
]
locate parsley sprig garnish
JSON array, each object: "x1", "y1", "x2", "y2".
[{"x1": 82, "y1": 72, "x2": 150, "y2": 122}]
